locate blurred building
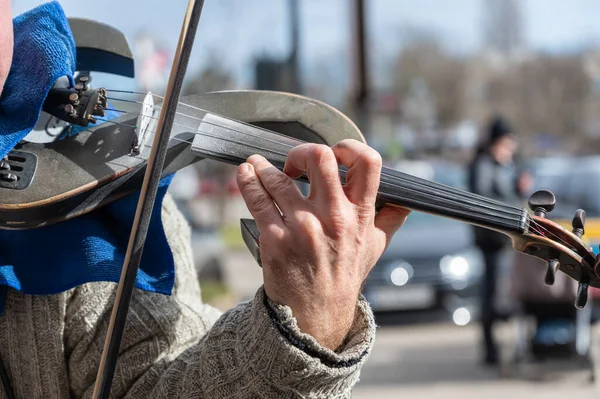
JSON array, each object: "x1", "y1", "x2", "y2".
[{"x1": 254, "y1": 58, "x2": 294, "y2": 91}]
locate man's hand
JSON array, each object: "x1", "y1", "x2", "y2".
[
  {"x1": 0, "y1": 0, "x2": 13, "y2": 98},
  {"x1": 236, "y1": 139, "x2": 409, "y2": 350}
]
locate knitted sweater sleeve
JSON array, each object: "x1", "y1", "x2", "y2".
[{"x1": 65, "y1": 195, "x2": 376, "y2": 399}]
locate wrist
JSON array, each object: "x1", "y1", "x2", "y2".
[
  {"x1": 296, "y1": 307, "x2": 357, "y2": 350},
  {"x1": 261, "y1": 287, "x2": 376, "y2": 372},
  {"x1": 267, "y1": 292, "x2": 360, "y2": 350}
]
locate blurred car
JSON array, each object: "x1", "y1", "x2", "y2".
[
  {"x1": 525, "y1": 156, "x2": 600, "y2": 223},
  {"x1": 362, "y1": 160, "x2": 485, "y2": 325}
]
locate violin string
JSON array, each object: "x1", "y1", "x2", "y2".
[
  {"x1": 98, "y1": 91, "x2": 587, "y2": 222},
  {"x1": 103, "y1": 94, "x2": 532, "y2": 220},
  {"x1": 93, "y1": 116, "x2": 583, "y2": 252},
  {"x1": 174, "y1": 134, "x2": 528, "y2": 227},
  {"x1": 104, "y1": 92, "x2": 526, "y2": 214},
  {"x1": 105, "y1": 95, "x2": 310, "y2": 148},
  {"x1": 525, "y1": 215, "x2": 591, "y2": 260},
  {"x1": 102, "y1": 96, "x2": 575, "y2": 240},
  {"x1": 105, "y1": 92, "x2": 524, "y2": 211},
  {"x1": 104, "y1": 91, "x2": 526, "y2": 212},
  {"x1": 93, "y1": 116, "x2": 526, "y2": 226},
  {"x1": 527, "y1": 217, "x2": 575, "y2": 249},
  {"x1": 100, "y1": 102, "x2": 525, "y2": 218},
  {"x1": 101, "y1": 111, "x2": 564, "y2": 241},
  {"x1": 101, "y1": 91, "x2": 586, "y2": 250},
  {"x1": 98, "y1": 112, "x2": 527, "y2": 224}
]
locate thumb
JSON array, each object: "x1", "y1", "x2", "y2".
[{"x1": 374, "y1": 206, "x2": 410, "y2": 250}]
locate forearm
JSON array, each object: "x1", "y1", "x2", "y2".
[{"x1": 126, "y1": 287, "x2": 375, "y2": 399}]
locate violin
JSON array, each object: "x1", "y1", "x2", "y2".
[{"x1": 0, "y1": 1, "x2": 597, "y2": 396}]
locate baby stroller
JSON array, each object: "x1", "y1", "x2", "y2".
[{"x1": 510, "y1": 252, "x2": 593, "y2": 367}]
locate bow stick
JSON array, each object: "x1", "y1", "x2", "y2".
[{"x1": 91, "y1": 1, "x2": 205, "y2": 397}]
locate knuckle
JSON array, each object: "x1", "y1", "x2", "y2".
[
  {"x1": 246, "y1": 187, "x2": 273, "y2": 212},
  {"x1": 325, "y1": 207, "x2": 355, "y2": 240},
  {"x1": 360, "y1": 149, "x2": 382, "y2": 169},
  {"x1": 336, "y1": 138, "x2": 357, "y2": 149},
  {"x1": 288, "y1": 143, "x2": 310, "y2": 160},
  {"x1": 265, "y1": 224, "x2": 286, "y2": 242},
  {"x1": 294, "y1": 211, "x2": 322, "y2": 235},
  {"x1": 355, "y1": 203, "x2": 376, "y2": 222},
  {"x1": 237, "y1": 173, "x2": 254, "y2": 191},
  {"x1": 264, "y1": 171, "x2": 293, "y2": 191},
  {"x1": 310, "y1": 144, "x2": 336, "y2": 166}
]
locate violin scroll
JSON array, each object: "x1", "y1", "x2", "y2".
[{"x1": 518, "y1": 190, "x2": 596, "y2": 308}]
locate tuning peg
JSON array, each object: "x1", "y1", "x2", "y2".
[
  {"x1": 64, "y1": 104, "x2": 76, "y2": 117},
  {"x1": 68, "y1": 92, "x2": 79, "y2": 105},
  {"x1": 528, "y1": 190, "x2": 556, "y2": 218},
  {"x1": 575, "y1": 280, "x2": 589, "y2": 309},
  {"x1": 92, "y1": 104, "x2": 106, "y2": 117},
  {"x1": 544, "y1": 259, "x2": 560, "y2": 286},
  {"x1": 572, "y1": 209, "x2": 586, "y2": 238}
]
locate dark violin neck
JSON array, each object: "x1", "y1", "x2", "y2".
[
  {"x1": 189, "y1": 113, "x2": 528, "y2": 236},
  {"x1": 375, "y1": 166, "x2": 527, "y2": 234}
]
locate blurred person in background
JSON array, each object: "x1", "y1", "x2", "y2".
[{"x1": 468, "y1": 115, "x2": 532, "y2": 365}]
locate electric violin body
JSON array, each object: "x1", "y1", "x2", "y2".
[{"x1": 0, "y1": 89, "x2": 363, "y2": 229}]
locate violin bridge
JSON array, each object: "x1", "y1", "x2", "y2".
[{"x1": 130, "y1": 92, "x2": 156, "y2": 155}]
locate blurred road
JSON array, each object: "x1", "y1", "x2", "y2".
[
  {"x1": 220, "y1": 248, "x2": 599, "y2": 399},
  {"x1": 353, "y1": 321, "x2": 597, "y2": 398}
]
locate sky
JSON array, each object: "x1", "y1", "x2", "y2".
[{"x1": 10, "y1": 0, "x2": 600, "y2": 92}]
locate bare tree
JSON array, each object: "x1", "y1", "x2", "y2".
[
  {"x1": 482, "y1": 0, "x2": 524, "y2": 55},
  {"x1": 391, "y1": 32, "x2": 466, "y2": 129},
  {"x1": 516, "y1": 55, "x2": 590, "y2": 136},
  {"x1": 182, "y1": 55, "x2": 235, "y2": 96}
]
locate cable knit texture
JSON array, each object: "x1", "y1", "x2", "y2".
[{"x1": 0, "y1": 194, "x2": 376, "y2": 398}]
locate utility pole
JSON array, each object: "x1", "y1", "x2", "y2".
[
  {"x1": 352, "y1": 0, "x2": 370, "y2": 141},
  {"x1": 289, "y1": 0, "x2": 301, "y2": 94}
]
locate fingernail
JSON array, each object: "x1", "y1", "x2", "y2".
[{"x1": 238, "y1": 163, "x2": 251, "y2": 175}]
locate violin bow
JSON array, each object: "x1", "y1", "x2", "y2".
[{"x1": 91, "y1": 1, "x2": 205, "y2": 397}]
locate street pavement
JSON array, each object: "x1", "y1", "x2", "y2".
[{"x1": 353, "y1": 321, "x2": 597, "y2": 398}]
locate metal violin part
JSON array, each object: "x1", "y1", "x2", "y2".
[
  {"x1": 576, "y1": 279, "x2": 589, "y2": 309},
  {"x1": 24, "y1": 17, "x2": 135, "y2": 145},
  {"x1": 41, "y1": 84, "x2": 107, "y2": 128},
  {"x1": 572, "y1": 209, "x2": 585, "y2": 238},
  {"x1": 130, "y1": 92, "x2": 156, "y2": 155},
  {"x1": 0, "y1": 151, "x2": 37, "y2": 190},
  {"x1": 526, "y1": 190, "x2": 596, "y2": 308},
  {"x1": 241, "y1": 218, "x2": 262, "y2": 267},
  {"x1": 528, "y1": 189, "x2": 556, "y2": 218},
  {"x1": 544, "y1": 258, "x2": 560, "y2": 286}
]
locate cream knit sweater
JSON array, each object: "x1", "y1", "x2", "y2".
[{"x1": 0, "y1": 195, "x2": 376, "y2": 398}]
